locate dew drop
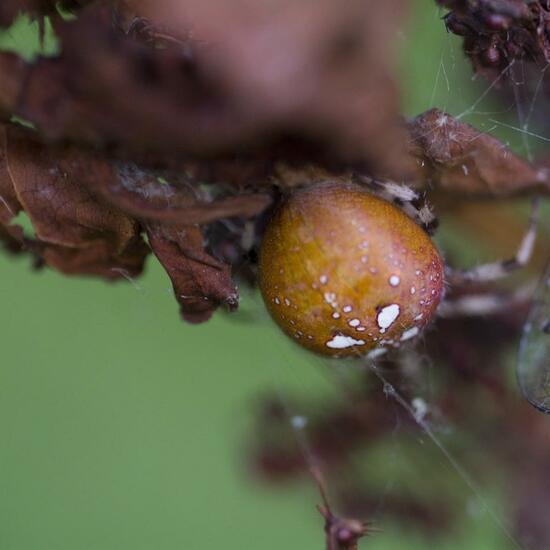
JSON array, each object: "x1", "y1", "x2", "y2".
[
  {"x1": 367, "y1": 348, "x2": 387, "y2": 359},
  {"x1": 291, "y1": 415, "x2": 308, "y2": 430}
]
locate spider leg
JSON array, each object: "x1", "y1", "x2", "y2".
[
  {"x1": 438, "y1": 283, "x2": 534, "y2": 317},
  {"x1": 446, "y1": 197, "x2": 540, "y2": 285},
  {"x1": 354, "y1": 175, "x2": 438, "y2": 234}
]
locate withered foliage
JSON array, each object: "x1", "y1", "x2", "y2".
[
  {"x1": 406, "y1": 108, "x2": 550, "y2": 196},
  {"x1": 439, "y1": 0, "x2": 550, "y2": 80},
  {"x1": 0, "y1": 122, "x2": 246, "y2": 320},
  {"x1": 0, "y1": 0, "x2": 549, "y2": 322},
  {"x1": 4, "y1": 125, "x2": 147, "y2": 277},
  {"x1": 145, "y1": 222, "x2": 238, "y2": 323}
]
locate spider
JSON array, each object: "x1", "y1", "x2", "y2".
[{"x1": 257, "y1": 178, "x2": 539, "y2": 360}]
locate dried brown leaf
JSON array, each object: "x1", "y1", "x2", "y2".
[
  {"x1": 99, "y1": 163, "x2": 272, "y2": 225},
  {"x1": 2, "y1": 123, "x2": 149, "y2": 278},
  {"x1": 7, "y1": 131, "x2": 136, "y2": 250},
  {"x1": 0, "y1": 123, "x2": 267, "y2": 321},
  {"x1": 40, "y1": 236, "x2": 147, "y2": 278},
  {"x1": 406, "y1": 109, "x2": 550, "y2": 196},
  {"x1": 145, "y1": 222, "x2": 238, "y2": 323}
]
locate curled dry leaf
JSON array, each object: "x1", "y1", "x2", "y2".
[
  {"x1": 145, "y1": 222, "x2": 238, "y2": 323},
  {"x1": 99, "y1": 162, "x2": 246, "y2": 322},
  {"x1": 8, "y1": 134, "x2": 136, "y2": 251},
  {"x1": 1, "y1": 122, "x2": 245, "y2": 322},
  {"x1": 0, "y1": 122, "x2": 149, "y2": 279},
  {"x1": 102, "y1": 163, "x2": 272, "y2": 225},
  {"x1": 406, "y1": 108, "x2": 550, "y2": 197}
]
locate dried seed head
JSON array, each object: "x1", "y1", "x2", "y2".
[{"x1": 259, "y1": 182, "x2": 444, "y2": 357}]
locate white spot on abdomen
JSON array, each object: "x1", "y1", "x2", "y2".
[
  {"x1": 324, "y1": 292, "x2": 338, "y2": 308},
  {"x1": 389, "y1": 275, "x2": 400, "y2": 287},
  {"x1": 326, "y1": 334, "x2": 366, "y2": 349},
  {"x1": 348, "y1": 318, "x2": 360, "y2": 327},
  {"x1": 377, "y1": 304, "x2": 400, "y2": 332}
]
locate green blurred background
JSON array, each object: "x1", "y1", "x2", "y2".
[{"x1": 0, "y1": 2, "x2": 543, "y2": 549}]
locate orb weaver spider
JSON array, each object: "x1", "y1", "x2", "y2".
[{"x1": 257, "y1": 178, "x2": 539, "y2": 363}]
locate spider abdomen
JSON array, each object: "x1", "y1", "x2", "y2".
[{"x1": 259, "y1": 182, "x2": 444, "y2": 357}]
